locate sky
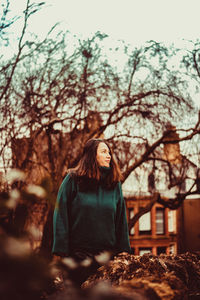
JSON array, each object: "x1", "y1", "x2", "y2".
[
  {"x1": 7, "y1": 0, "x2": 200, "y2": 107},
  {"x1": 10, "y1": 0, "x2": 200, "y2": 45}
]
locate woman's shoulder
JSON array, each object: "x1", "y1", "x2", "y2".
[{"x1": 61, "y1": 171, "x2": 77, "y2": 186}]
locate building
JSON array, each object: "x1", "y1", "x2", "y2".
[
  {"x1": 125, "y1": 194, "x2": 178, "y2": 255},
  {"x1": 177, "y1": 194, "x2": 200, "y2": 253},
  {"x1": 122, "y1": 126, "x2": 199, "y2": 255}
]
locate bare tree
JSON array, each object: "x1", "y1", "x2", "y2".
[
  {"x1": 2, "y1": 32, "x2": 200, "y2": 191},
  {"x1": 0, "y1": 0, "x2": 45, "y2": 174},
  {"x1": 0, "y1": 25, "x2": 200, "y2": 253},
  {"x1": 0, "y1": 0, "x2": 19, "y2": 42},
  {"x1": 0, "y1": 0, "x2": 45, "y2": 101}
]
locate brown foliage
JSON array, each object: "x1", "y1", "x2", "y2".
[{"x1": 82, "y1": 252, "x2": 200, "y2": 299}]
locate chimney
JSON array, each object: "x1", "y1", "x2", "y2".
[{"x1": 163, "y1": 124, "x2": 182, "y2": 164}]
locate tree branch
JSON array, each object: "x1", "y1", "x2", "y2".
[
  {"x1": 128, "y1": 193, "x2": 160, "y2": 229},
  {"x1": 0, "y1": 1, "x2": 45, "y2": 101}
]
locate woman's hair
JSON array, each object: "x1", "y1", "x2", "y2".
[{"x1": 70, "y1": 138, "x2": 122, "y2": 188}]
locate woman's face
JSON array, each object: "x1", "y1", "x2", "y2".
[{"x1": 96, "y1": 142, "x2": 111, "y2": 167}]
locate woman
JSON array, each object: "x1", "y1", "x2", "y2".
[{"x1": 52, "y1": 138, "x2": 131, "y2": 280}]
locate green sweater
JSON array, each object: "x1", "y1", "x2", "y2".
[{"x1": 52, "y1": 169, "x2": 131, "y2": 256}]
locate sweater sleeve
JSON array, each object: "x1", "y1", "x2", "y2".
[
  {"x1": 115, "y1": 182, "x2": 131, "y2": 254},
  {"x1": 52, "y1": 173, "x2": 74, "y2": 256}
]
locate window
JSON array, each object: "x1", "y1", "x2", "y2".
[
  {"x1": 139, "y1": 247, "x2": 152, "y2": 255},
  {"x1": 168, "y1": 210, "x2": 176, "y2": 233},
  {"x1": 139, "y1": 210, "x2": 151, "y2": 235},
  {"x1": 130, "y1": 226, "x2": 135, "y2": 235},
  {"x1": 169, "y1": 244, "x2": 176, "y2": 254},
  {"x1": 157, "y1": 246, "x2": 167, "y2": 255},
  {"x1": 129, "y1": 208, "x2": 134, "y2": 235},
  {"x1": 129, "y1": 208, "x2": 134, "y2": 220},
  {"x1": 156, "y1": 208, "x2": 165, "y2": 235}
]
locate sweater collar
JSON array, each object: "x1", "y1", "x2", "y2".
[
  {"x1": 99, "y1": 166, "x2": 111, "y2": 171},
  {"x1": 99, "y1": 166, "x2": 111, "y2": 178}
]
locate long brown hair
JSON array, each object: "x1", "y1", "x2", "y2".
[{"x1": 70, "y1": 138, "x2": 122, "y2": 189}]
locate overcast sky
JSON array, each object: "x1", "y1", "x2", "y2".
[
  {"x1": 8, "y1": 0, "x2": 200, "y2": 107},
  {"x1": 10, "y1": 0, "x2": 200, "y2": 45}
]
